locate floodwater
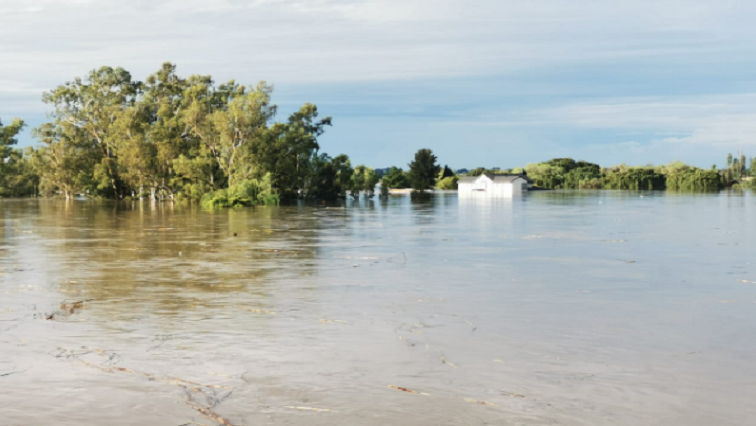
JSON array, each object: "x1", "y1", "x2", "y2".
[{"x1": 1, "y1": 191, "x2": 755, "y2": 426}]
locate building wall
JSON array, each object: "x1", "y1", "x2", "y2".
[
  {"x1": 511, "y1": 178, "x2": 527, "y2": 194},
  {"x1": 458, "y1": 176, "x2": 527, "y2": 197}
]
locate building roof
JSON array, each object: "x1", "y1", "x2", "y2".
[{"x1": 459, "y1": 173, "x2": 530, "y2": 184}]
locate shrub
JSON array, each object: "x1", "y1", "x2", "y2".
[
  {"x1": 201, "y1": 174, "x2": 279, "y2": 209},
  {"x1": 380, "y1": 179, "x2": 390, "y2": 197}
]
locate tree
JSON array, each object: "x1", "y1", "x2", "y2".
[
  {"x1": 303, "y1": 153, "x2": 354, "y2": 200},
  {"x1": 184, "y1": 80, "x2": 275, "y2": 188},
  {"x1": 330, "y1": 154, "x2": 354, "y2": 198},
  {"x1": 732, "y1": 158, "x2": 740, "y2": 179},
  {"x1": 601, "y1": 164, "x2": 665, "y2": 190},
  {"x1": 665, "y1": 162, "x2": 722, "y2": 191},
  {"x1": 563, "y1": 162, "x2": 601, "y2": 189},
  {"x1": 350, "y1": 165, "x2": 367, "y2": 198},
  {"x1": 381, "y1": 166, "x2": 410, "y2": 189},
  {"x1": 251, "y1": 103, "x2": 331, "y2": 197},
  {"x1": 438, "y1": 164, "x2": 455, "y2": 180},
  {"x1": 437, "y1": 176, "x2": 459, "y2": 190},
  {"x1": 408, "y1": 148, "x2": 440, "y2": 194},
  {"x1": 136, "y1": 62, "x2": 194, "y2": 199},
  {"x1": 42, "y1": 66, "x2": 140, "y2": 198},
  {"x1": 468, "y1": 167, "x2": 487, "y2": 177},
  {"x1": 32, "y1": 122, "x2": 97, "y2": 198},
  {"x1": 0, "y1": 118, "x2": 39, "y2": 197},
  {"x1": 0, "y1": 117, "x2": 25, "y2": 162},
  {"x1": 380, "y1": 178, "x2": 390, "y2": 197},
  {"x1": 740, "y1": 154, "x2": 747, "y2": 177},
  {"x1": 363, "y1": 167, "x2": 380, "y2": 197},
  {"x1": 467, "y1": 167, "x2": 506, "y2": 177}
]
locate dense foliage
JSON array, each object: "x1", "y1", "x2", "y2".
[
  {"x1": 380, "y1": 166, "x2": 410, "y2": 189},
  {"x1": 4, "y1": 63, "x2": 385, "y2": 206},
  {"x1": 436, "y1": 176, "x2": 459, "y2": 190},
  {"x1": 0, "y1": 118, "x2": 38, "y2": 197},
  {"x1": 408, "y1": 149, "x2": 440, "y2": 197},
  {"x1": 200, "y1": 176, "x2": 279, "y2": 208},
  {"x1": 722, "y1": 153, "x2": 756, "y2": 188},
  {"x1": 525, "y1": 158, "x2": 724, "y2": 191}
]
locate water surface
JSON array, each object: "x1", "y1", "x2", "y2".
[{"x1": 1, "y1": 191, "x2": 755, "y2": 425}]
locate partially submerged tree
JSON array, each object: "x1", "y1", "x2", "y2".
[
  {"x1": 0, "y1": 118, "x2": 38, "y2": 197},
  {"x1": 184, "y1": 80, "x2": 275, "y2": 188},
  {"x1": 379, "y1": 178, "x2": 390, "y2": 197},
  {"x1": 25, "y1": 63, "x2": 344, "y2": 206},
  {"x1": 408, "y1": 148, "x2": 440, "y2": 197},
  {"x1": 42, "y1": 66, "x2": 140, "y2": 198},
  {"x1": 381, "y1": 166, "x2": 410, "y2": 189},
  {"x1": 251, "y1": 103, "x2": 331, "y2": 198},
  {"x1": 349, "y1": 165, "x2": 380, "y2": 198}
]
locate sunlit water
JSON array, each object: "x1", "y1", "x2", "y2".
[{"x1": 1, "y1": 191, "x2": 755, "y2": 425}]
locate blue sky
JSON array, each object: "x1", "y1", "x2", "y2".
[{"x1": 2, "y1": 0, "x2": 756, "y2": 169}]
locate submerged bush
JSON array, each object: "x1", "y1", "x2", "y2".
[
  {"x1": 602, "y1": 165, "x2": 666, "y2": 190},
  {"x1": 201, "y1": 174, "x2": 279, "y2": 209},
  {"x1": 379, "y1": 179, "x2": 390, "y2": 197},
  {"x1": 665, "y1": 167, "x2": 723, "y2": 191}
]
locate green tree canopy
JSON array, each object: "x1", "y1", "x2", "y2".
[
  {"x1": 408, "y1": 148, "x2": 440, "y2": 193},
  {"x1": 381, "y1": 166, "x2": 410, "y2": 189},
  {"x1": 0, "y1": 118, "x2": 39, "y2": 197}
]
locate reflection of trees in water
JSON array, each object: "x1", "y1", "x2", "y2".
[
  {"x1": 0, "y1": 200, "x2": 41, "y2": 247},
  {"x1": 24, "y1": 201, "x2": 322, "y2": 318}
]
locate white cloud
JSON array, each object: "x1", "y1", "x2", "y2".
[
  {"x1": 1, "y1": 0, "x2": 754, "y2": 95},
  {"x1": 427, "y1": 93, "x2": 756, "y2": 155},
  {"x1": 533, "y1": 95, "x2": 756, "y2": 147},
  {"x1": 660, "y1": 117, "x2": 756, "y2": 147},
  {"x1": 2, "y1": 0, "x2": 756, "y2": 165}
]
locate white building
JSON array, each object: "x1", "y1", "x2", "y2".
[{"x1": 457, "y1": 174, "x2": 531, "y2": 197}]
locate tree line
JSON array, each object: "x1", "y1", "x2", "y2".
[
  {"x1": 0, "y1": 63, "x2": 439, "y2": 206},
  {"x1": 375, "y1": 155, "x2": 755, "y2": 192},
  {"x1": 520, "y1": 157, "x2": 756, "y2": 191},
  {"x1": 1, "y1": 63, "x2": 753, "y2": 203}
]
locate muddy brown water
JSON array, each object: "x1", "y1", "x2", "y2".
[{"x1": 1, "y1": 191, "x2": 755, "y2": 425}]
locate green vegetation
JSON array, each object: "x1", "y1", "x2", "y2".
[
  {"x1": 662, "y1": 162, "x2": 722, "y2": 191},
  {"x1": 3, "y1": 63, "x2": 371, "y2": 206},
  {"x1": 723, "y1": 153, "x2": 756, "y2": 188},
  {"x1": 408, "y1": 148, "x2": 440, "y2": 198},
  {"x1": 350, "y1": 165, "x2": 380, "y2": 198},
  {"x1": 525, "y1": 158, "x2": 724, "y2": 191},
  {"x1": 601, "y1": 165, "x2": 665, "y2": 190},
  {"x1": 0, "y1": 118, "x2": 38, "y2": 197},
  {"x1": 380, "y1": 166, "x2": 410, "y2": 189},
  {"x1": 467, "y1": 167, "x2": 503, "y2": 177},
  {"x1": 437, "y1": 176, "x2": 459, "y2": 190},
  {"x1": 379, "y1": 179, "x2": 390, "y2": 197},
  {"x1": 0, "y1": 63, "x2": 752, "y2": 203},
  {"x1": 435, "y1": 164, "x2": 458, "y2": 189},
  {"x1": 200, "y1": 175, "x2": 279, "y2": 209}
]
